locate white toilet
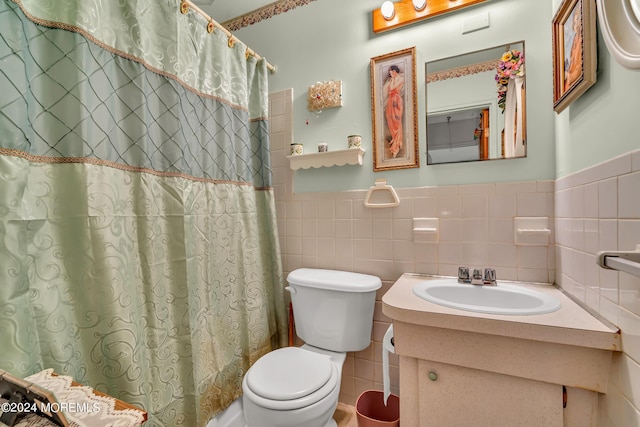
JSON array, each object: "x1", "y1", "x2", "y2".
[{"x1": 242, "y1": 268, "x2": 382, "y2": 427}]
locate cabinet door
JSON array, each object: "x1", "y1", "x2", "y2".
[{"x1": 417, "y1": 359, "x2": 563, "y2": 427}]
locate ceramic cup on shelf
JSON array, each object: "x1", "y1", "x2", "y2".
[
  {"x1": 348, "y1": 135, "x2": 362, "y2": 149},
  {"x1": 290, "y1": 143, "x2": 304, "y2": 156},
  {"x1": 318, "y1": 142, "x2": 328, "y2": 152}
]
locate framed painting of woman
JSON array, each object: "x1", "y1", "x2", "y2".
[
  {"x1": 370, "y1": 47, "x2": 419, "y2": 171},
  {"x1": 552, "y1": 0, "x2": 597, "y2": 113}
]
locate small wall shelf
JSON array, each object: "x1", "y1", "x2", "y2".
[
  {"x1": 514, "y1": 217, "x2": 551, "y2": 246},
  {"x1": 412, "y1": 217, "x2": 439, "y2": 242},
  {"x1": 287, "y1": 148, "x2": 365, "y2": 170}
]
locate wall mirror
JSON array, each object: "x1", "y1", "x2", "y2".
[{"x1": 426, "y1": 41, "x2": 526, "y2": 165}]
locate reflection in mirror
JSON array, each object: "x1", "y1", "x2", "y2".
[{"x1": 426, "y1": 42, "x2": 526, "y2": 165}]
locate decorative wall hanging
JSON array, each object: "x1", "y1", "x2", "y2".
[
  {"x1": 370, "y1": 47, "x2": 419, "y2": 171},
  {"x1": 307, "y1": 80, "x2": 343, "y2": 112},
  {"x1": 552, "y1": 0, "x2": 597, "y2": 113}
]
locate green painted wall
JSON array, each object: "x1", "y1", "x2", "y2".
[
  {"x1": 237, "y1": 0, "x2": 638, "y2": 191},
  {"x1": 550, "y1": 0, "x2": 640, "y2": 179}
]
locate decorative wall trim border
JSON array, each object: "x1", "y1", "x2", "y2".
[
  {"x1": 0, "y1": 148, "x2": 276, "y2": 190},
  {"x1": 426, "y1": 59, "x2": 500, "y2": 83},
  {"x1": 223, "y1": 0, "x2": 318, "y2": 31}
]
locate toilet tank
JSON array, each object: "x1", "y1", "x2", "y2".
[{"x1": 286, "y1": 268, "x2": 382, "y2": 352}]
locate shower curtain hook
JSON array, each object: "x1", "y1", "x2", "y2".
[
  {"x1": 207, "y1": 19, "x2": 215, "y2": 33},
  {"x1": 228, "y1": 36, "x2": 235, "y2": 48},
  {"x1": 180, "y1": 0, "x2": 189, "y2": 14}
]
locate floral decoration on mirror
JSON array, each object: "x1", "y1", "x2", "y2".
[{"x1": 495, "y1": 49, "x2": 525, "y2": 113}]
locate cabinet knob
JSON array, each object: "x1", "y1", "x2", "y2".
[{"x1": 428, "y1": 371, "x2": 438, "y2": 382}]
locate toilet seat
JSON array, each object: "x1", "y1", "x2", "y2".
[{"x1": 243, "y1": 347, "x2": 338, "y2": 411}]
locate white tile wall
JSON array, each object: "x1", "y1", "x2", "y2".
[
  {"x1": 269, "y1": 90, "x2": 640, "y2": 423},
  {"x1": 556, "y1": 150, "x2": 640, "y2": 426},
  {"x1": 276, "y1": 183, "x2": 556, "y2": 285}
]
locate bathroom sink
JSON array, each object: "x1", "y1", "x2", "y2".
[{"x1": 412, "y1": 279, "x2": 561, "y2": 315}]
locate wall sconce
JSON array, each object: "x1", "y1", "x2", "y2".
[
  {"x1": 380, "y1": 1, "x2": 395, "y2": 20},
  {"x1": 372, "y1": 0, "x2": 487, "y2": 33}
]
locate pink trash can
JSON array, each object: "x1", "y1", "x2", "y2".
[{"x1": 355, "y1": 390, "x2": 400, "y2": 427}]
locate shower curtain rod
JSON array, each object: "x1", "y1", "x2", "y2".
[{"x1": 183, "y1": 0, "x2": 277, "y2": 74}]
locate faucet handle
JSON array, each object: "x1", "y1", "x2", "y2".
[
  {"x1": 471, "y1": 268, "x2": 484, "y2": 285},
  {"x1": 457, "y1": 266, "x2": 470, "y2": 283},
  {"x1": 484, "y1": 268, "x2": 497, "y2": 285}
]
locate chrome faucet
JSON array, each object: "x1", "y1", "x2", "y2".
[
  {"x1": 471, "y1": 268, "x2": 484, "y2": 285},
  {"x1": 457, "y1": 266, "x2": 497, "y2": 286}
]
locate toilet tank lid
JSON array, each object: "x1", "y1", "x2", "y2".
[{"x1": 287, "y1": 268, "x2": 382, "y2": 292}]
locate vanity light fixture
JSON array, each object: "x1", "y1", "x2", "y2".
[
  {"x1": 380, "y1": 1, "x2": 396, "y2": 20},
  {"x1": 372, "y1": 0, "x2": 487, "y2": 33},
  {"x1": 412, "y1": 0, "x2": 427, "y2": 11}
]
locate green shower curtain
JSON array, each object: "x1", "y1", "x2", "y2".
[{"x1": 0, "y1": 1, "x2": 287, "y2": 426}]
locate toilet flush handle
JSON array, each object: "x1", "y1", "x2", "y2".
[{"x1": 285, "y1": 286, "x2": 296, "y2": 294}]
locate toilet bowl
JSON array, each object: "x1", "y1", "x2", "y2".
[
  {"x1": 241, "y1": 268, "x2": 381, "y2": 427},
  {"x1": 242, "y1": 345, "x2": 345, "y2": 427}
]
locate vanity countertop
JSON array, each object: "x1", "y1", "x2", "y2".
[{"x1": 382, "y1": 273, "x2": 620, "y2": 351}]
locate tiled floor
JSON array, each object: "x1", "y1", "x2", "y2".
[{"x1": 334, "y1": 403, "x2": 357, "y2": 427}]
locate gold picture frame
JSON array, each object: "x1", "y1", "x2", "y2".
[
  {"x1": 370, "y1": 47, "x2": 419, "y2": 171},
  {"x1": 552, "y1": 0, "x2": 597, "y2": 113}
]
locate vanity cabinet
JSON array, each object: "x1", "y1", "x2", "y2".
[
  {"x1": 414, "y1": 358, "x2": 561, "y2": 426},
  {"x1": 383, "y1": 274, "x2": 620, "y2": 427}
]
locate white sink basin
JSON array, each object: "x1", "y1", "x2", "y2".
[{"x1": 412, "y1": 279, "x2": 561, "y2": 315}]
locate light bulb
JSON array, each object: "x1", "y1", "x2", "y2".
[
  {"x1": 380, "y1": 1, "x2": 395, "y2": 20},
  {"x1": 413, "y1": 0, "x2": 426, "y2": 11}
]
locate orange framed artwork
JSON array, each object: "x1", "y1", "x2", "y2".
[
  {"x1": 370, "y1": 47, "x2": 419, "y2": 171},
  {"x1": 552, "y1": 0, "x2": 597, "y2": 113}
]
